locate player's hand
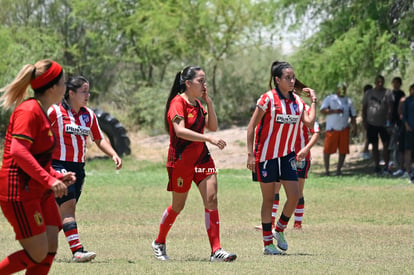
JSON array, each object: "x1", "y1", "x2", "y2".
[
  {"x1": 247, "y1": 154, "x2": 255, "y2": 172},
  {"x1": 61, "y1": 172, "x2": 76, "y2": 186},
  {"x1": 201, "y1": 86, "x2": 212, "y2": 105},
  {"x1": 209, "y1": 137, "x2": 226, "y2": 150},
  {"x1": 112, "y1": 155, "x2": 123, "y2": 169},
  {"x1": 51, "y1": 180, "x2": 68, "y2": 198}
]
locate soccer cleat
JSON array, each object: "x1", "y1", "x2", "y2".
[
  {"x1": 152, "y1": 240, "x2": 169, "y2": 261},
  {"x1": 263, "y1": 244, "x2": 282, "y2": 255},
  {"x1": 72, "y1": 250, "x2": 96, "y2": 263},
  {"x1": 293, "y1": 223, "x2": 302, "y2": 230},
  {"x1": 400, "y1": 172, "x2": 410, "y2": 179},
  {"x1": 272, "y1": 229, "x2": 288, "y2": 251},
  {"x1": 210, "y1": 248, "x2": 237, "y2": 262}
]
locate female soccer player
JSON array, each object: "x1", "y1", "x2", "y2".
[
  {"x1": 152, "y1": 66, "x2": 236, "y2": 262},
  {"x1": 48, "y1": 75, "x2": 122, "y2": 262},
  {"x1": 0, "y1": 59, "x2": 75, "y2": 274},
  {"x1": 247, "y1": 60, "x2": 317, "y2": 255}
]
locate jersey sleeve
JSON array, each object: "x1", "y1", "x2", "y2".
[
  {"x1": 168, "y1": 96, "x2": 186, "y2": 123},
  {"x1": 256, "y1": 93, "x2": 270, "y2": 112},
  {"x1": 320, "y1": 95, "x2": 331, "y2": 110},
  {"x1": 12, "y1": 107, "x2": 39, "y2": 143},
  {"x1": 89, "y1": 110, "x2": 104, "y2": 141}
]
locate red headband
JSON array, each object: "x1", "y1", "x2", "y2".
[{"x1": 31, "y1": 61, "x2": 63, "y2": 90}]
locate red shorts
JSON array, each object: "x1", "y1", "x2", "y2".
[
  {"x1": 167, "y1": 157, "x2": 216, "y2": 193},
  {"x1": 0, "y1": 192, "x2": 62, "y2": 240},
  {"x1": 323, "y1": 127, "x2": 350, "y2": 155}
]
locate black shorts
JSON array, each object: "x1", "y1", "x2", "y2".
[
  {"x1": 52, "y1": 160, "x2": 85, "y2": 205},
  {"x1": 252, "y1": 152, "x2": 298, "y2": 183},
  {"x1": 366, "y1": 124, "x2": 390, "y2": 146},
  {"x1": 297, "y1": 159, "x2": 311, "y2": 179},
  {"x1": 404, "y1": 130, "x2": 414, "y2": 151}
]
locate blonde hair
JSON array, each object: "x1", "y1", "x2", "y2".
[{"x1": 0, "y1": 59, "x2": 55, "y2": 110}]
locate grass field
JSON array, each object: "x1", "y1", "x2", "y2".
[{"x1": 1, "y1": 157, "x2": 413, "y2": 274}]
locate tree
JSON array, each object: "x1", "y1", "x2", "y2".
[{"x1": 275, "y1": 0, "x2": 414, "y2": 94}]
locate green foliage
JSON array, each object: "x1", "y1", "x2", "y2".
[{"x1": 279, "y1": 0, "x2": 414, "y2": 99}]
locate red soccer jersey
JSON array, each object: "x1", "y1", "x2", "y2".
[
  {"x1": 295, "y1": 104, "x2": 320, "y2": 160},
  {"x1": 0, "y1": 99, "x2": 57, "y2": 201},
  {"x1": 48, "y1": 102, "x2": 104, "y2": 163},
  {"x1": 166, "y1": 95, "x2": 207, "y2": 167},
  {"x1": 254, "y1": 89, "x2": 305, "y2": 162}
]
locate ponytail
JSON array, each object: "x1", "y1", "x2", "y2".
[
  {"x1": 0, "y1": 59, "x2": 63, "y2": 110},
  {"x1": 0, "y1": 64, "x2": 34, "y2": 109},
  {"x1": 164, "y1": 66, "x2": 202, "y2": 133}
]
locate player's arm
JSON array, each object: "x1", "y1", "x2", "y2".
[
  {"x1": 173, "y1": 117, "x2": 226, "y2": 149},
  {"x1": 246, "y1": 107, "x2": 265, "y2": 171},
  {"x1": 94, "y1": 138, "x2": 122, "y2": 169}
]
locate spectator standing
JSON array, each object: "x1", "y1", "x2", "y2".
[
  {"x1": 320, "y1": 82, "x2": 357, "y2": 176},
  {"x1": 402, "y1": 83, "x2": 414, "y2": 182},
  {"x1": 389, "y1": 77, "x2": 406, "y2": 175},
  {"x1": 361, "y1": 84, "x2": 373, "y2": 160},
  {"x1": 362, "y1": 75, "x2": 394, "y2": 175}
]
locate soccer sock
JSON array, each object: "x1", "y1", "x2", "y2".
[
  {"x1": 0, "y1": 250, "x2": 37, "y2": 273},
  {"x1": 25, "y1": 252, "x2": 56, "y2": 275},
  {"x1": 205, "y1": 208, "x2": 221, "y2": 253},
  {"x1": 63, "y1": 221, "x2": 83, "y2": 254},
  {"x1": 155, "y1": 205, "x2": 179, "y2": 244},
  {"x1": 272, "y1": 193, "x2": 280, "y2": 228},
  {"x1": 294, "y1": 197, "x2": 305, "y2": 226},
  {"x1": 262, "y1": 223, "x2": 273, "y2": 246},
  {"x1": 275, "y1": 213, "x2": 290, "y2": 232}
]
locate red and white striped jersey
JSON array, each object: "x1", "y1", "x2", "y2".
[
  {"x1": 48, "y1": 102, "x2": 104, "y2": 163},
  {"x1": 254, "y1": 89, "x2": 305, "y2": 162},
  {"x1": 295, "y1": 104, "x2": 320, "y2": 160}
]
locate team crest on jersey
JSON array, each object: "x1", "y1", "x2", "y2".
[
  {"x1": 275, "y1": 114, "x2": 300, "y2": 124},
  {"x1": 33, "y1": 211, "x2": 43, "y2": 226},
  {"x1": 293, "y1": 103, "x2": 299, "y2": 113},
  {"x1": 48, "y1": 130, "x2": 53, "y2": 136},
  {"x1": 177, "y1": 177, "x2": 183, "y2": 187},
  {"x1": 188, "y1": 113, "x2": 194, "y2": 118},
  {"x1": 82, "y1": 113, "x2": 91, "y2": 123}
]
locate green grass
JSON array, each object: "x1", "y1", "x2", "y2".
[{"x1": 1, "y1": 158, "x2": 413, "y2": 274}]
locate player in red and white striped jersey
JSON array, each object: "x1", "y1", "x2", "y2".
[
  {"x1": 48, "y1": 76, "x2": 122, "y2": 262},
  {"x1": 247, "y1": 60, "x2": 318, "y2": 255}
]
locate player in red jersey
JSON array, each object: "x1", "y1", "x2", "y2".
[
  {"x1": 247, "y1": 60, "x2": 317, "y2": 255},
  {"x1": 0, "y1": 59, "x2": 75, "y2": 274},
  {"x1": 152, "y1": 66, "x2": 236, "y2": 262},
  {"x1": 48, "y1": 76, "x2": 122, "y2": 262}
]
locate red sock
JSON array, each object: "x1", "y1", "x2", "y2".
[
  {"x1": 294, "y1": 197, "x2": 305, "y2": 226},
  {"x1": 155, "y1": 205, "x2": 179, "y2": 244},
  {"x1": 205, "y1": 208, "x2": 221, "y2": 253},
  {"x1": 272, "y1": 193, "x2": 280, "y2": 228},
  {"x1": 26, "y1": 252, "x2": 56, "y2": 275},
  {"x1": 0, "y1": 250, "x2": 37, "y2": 274},
  {"x1": 262, "y1": 223, "x2": 273, "y2": 246},
  {"x1": 63, "y1": 221, "x2": 83, "y2": 253},
  {"x1": 275, "y1": 213, "x2": 290, "y2": 232}
]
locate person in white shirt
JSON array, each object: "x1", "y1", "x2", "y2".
[{"x1": 320, "y1": 82, "x2": 357, "y2": 176}]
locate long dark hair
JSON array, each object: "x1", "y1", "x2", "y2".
[
  {"x1": 268, "y1": 60, "x2": 293, "y2": 90},
  {"x1": 164, "y1": 66, "x2": 202, "y2": 133}
]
